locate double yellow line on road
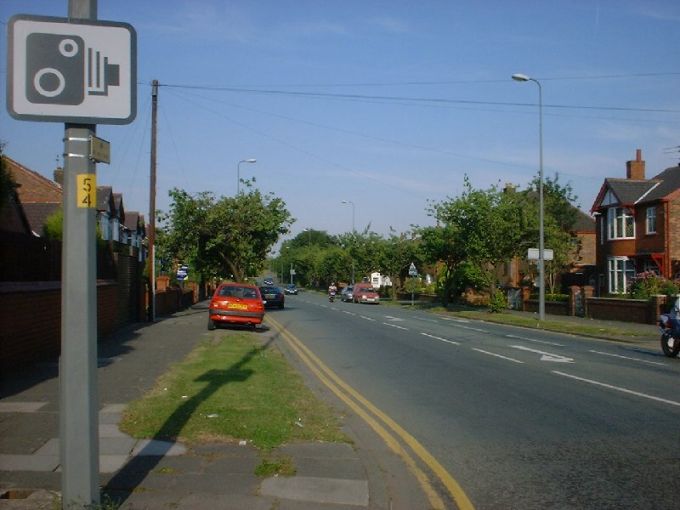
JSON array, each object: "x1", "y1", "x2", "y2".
[{"x1": 266, "y1": 315, "x2": 475, "y2": 510}]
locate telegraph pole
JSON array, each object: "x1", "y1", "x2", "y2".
[{"x1": 148, "y1": 80, "x2": 158, "y2": 321}]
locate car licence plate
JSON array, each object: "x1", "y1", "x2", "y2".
[
  {"x1": 265, "y1": 294, "x2": 276, "y2": 299},
  {"x1": 228, "y1": 303, "x2": 248, "y2": 310}
]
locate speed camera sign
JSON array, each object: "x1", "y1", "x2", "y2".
[{"x1": 7, "y1": 14, "x2": 136, "y2": 124}]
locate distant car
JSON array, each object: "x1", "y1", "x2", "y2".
[
  {"x1": 340, "y1": 285, "x2": 354, "y2": 302},
  {"x1": 208, "y1": 282, "x2": 265, "y2": 330},
  {"x1": 284, "y1": 284, "x2": 298, "y2": 295},
  {"x1": 263, "y1": 278, "x2": 274, "y2": 286},
  {"x1": 259, "y1": 285, "x2": 285, "y2": 309},
  {"x1": 353, "y1": 283, "x2": 380, "y2": 304}
]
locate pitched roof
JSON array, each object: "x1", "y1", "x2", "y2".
[
  {"x1": 603, "y1": 178, "x2": 658, "y2": 206},
  {"x1": 3, "y1": 155, "x2": 62, "y2": 205},
  {"x1": 572, "y1": 209, "x2": 595, "y2": 233},
  {"x1": 97, "y1": 186, "x2": 114, "y2": 214},
  {"x1": 22, "y1": 203, "x2": 61, "y2": 236},
  {"x1": 641, "y1": 165, "x2": 680, "y2": 203}
]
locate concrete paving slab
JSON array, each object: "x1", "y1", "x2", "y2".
[
  {"x1": 177, "y1": 493, "x2": 272, "y2": 510},
  {"x1": 99, "y1": 423, "x2": 130, "y2": 438},
  {"x1": 100, "y1": 403, "x2": 126, "y2": 414},
  {"x1": 99, "y1": 437, "x2": 137, "y2": 455},
  {"x1": 131, "y1": 439, "x2": 187, "y2": 456},
  {"x1": 0, "y1": 402, "x2": 47, "y2": 413},
  {"x1": 100, "y1": 455, "x2": 130, "y2": 474},
  {"x1": 261, "y1": 476, "x2": 369, "y2": 507},
  {"x1": 99, "y1": 413, "x2": 123, "y2": 425},
  {"x1": 32, "y1": 439, "x2": 58, "y2": 456},
  {"x1": 0, "y1": 455, "x2": 59, "y2": 472}
]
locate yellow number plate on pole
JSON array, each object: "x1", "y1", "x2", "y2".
[{"x1": 77, "y1": 174, "x2": 96, "y2": 208}]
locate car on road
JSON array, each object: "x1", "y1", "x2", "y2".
[
  {"x1": 263, "y1": 278, "x2": 274, "y2": 286},
  {"x1": 340, "y1": 285, "x2": 354, "y2": 302},
  {"x1": 284, "y1": 284, "x2": 299, "y2": 295},
  {"x1": 259, "y1": 285, "x2": 285, "y2": 309},
  {"x1": 208, "y1": 282, "x2": 265, "y2": 329},
  {"x1": 353, "y1": 283, "x2": 380, "y2": 304}
]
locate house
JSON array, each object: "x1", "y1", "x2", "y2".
[
  {"x1": 591, "y1": 149, "x2": 680, "y2": 294},
  {"x1": 3, "y1": 155, "x2": 62, "y2": 237},
  {"x1": 123, "y1": 211, "x2": 146, "y2": 261}
]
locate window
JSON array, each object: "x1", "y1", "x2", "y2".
[
  {"x1": 607, "y1": 207, "x2": 635, "y2": 240},
  {"x1": 607, "y1": 257, "x2": 636, "y2": 293},
  {"x1": 645, "y1": 207, "x2": 656, "y2": 234}
]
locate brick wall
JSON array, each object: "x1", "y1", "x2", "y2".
[
  {"x1": 0, "y1": 281, "x2": 120, "y2": 371},
  {"x1": 585, "y1": 296, "x2": 664, "y2": 324}
]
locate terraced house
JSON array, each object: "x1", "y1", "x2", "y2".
[{"x1": 591, "y1": 149, "x2": 680, "y2": 294}]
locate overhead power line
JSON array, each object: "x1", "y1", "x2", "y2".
[{"x1": 157, "y1": 82, "x2": 680, "y2": 115}]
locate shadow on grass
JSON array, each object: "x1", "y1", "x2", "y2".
[{"x1": 103, "y1": 336, "x2": 275, "y2": 505}]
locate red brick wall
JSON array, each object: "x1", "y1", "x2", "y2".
[
  {"x1": 586, "y1": 297, "x2": 660, "y2": 324},
  {"x1": 0, "y1": 281, "x2": 120, "y2": 371}
]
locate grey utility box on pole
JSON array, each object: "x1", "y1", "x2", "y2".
[{"x1": 6, "y1": 2, "x2": 135, "y2": 507}]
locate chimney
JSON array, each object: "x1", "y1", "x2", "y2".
[
  {"x1": 53, "y1": 167, "x2": 64, "y2": 186},
  {"x1": 626, "y1": 149, "x2": 645, "y2": 180}
]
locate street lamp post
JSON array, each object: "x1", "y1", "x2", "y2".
[
  {"x1": 512, "y1": 73, "x2": 545, "y2": 321},
  {"x1": 237, "y1": 158, "x2": 257, "y2": 194},
  {"x1": 341, "y1": 200, "x2": 356, "y2": 284}
]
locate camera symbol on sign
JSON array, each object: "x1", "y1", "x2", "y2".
[{"x1": 26, "y1": 33, "x2": 120, "y2": 105}]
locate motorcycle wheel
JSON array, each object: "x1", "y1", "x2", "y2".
[{"x1": 660, "y1": 332, "x2": 680, "y2": 358}]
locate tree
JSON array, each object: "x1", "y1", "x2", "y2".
[
  {"x1": 381, "y1": 229, "x2": 423, "y2": 299},
  {"x1": 159, "y1": 185, "x2": 293, "y2": 284},
  {"x1": 420, "y1": 177, "x2": 525, "y2": 306}
]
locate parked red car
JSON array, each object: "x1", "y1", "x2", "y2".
[
  {"x1": 208, "y1": 282, "x2": 265, "y2": 329},
  {"x1": 352, "y1": 283, "x2": 380, "y2": 304}
]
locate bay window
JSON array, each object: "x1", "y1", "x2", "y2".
[
  {"x1": 607, "y1": 257, "x2": 636, "y2": 294},
  {"x1": 607, "y1": 207, "x2": 635, "y2": 240}
]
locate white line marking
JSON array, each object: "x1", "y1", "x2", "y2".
[
  {"x1": 505, "y1": 334, "x2": 564, "y2": 347},
  {"x1": 472, "y1": 348, "x2": 524, "y2": 364},
  {"x1": 384, "y1": 315, "x2": 405, "y2": 322},
  {"x1": 588, "y1": 350, "x2": 665, "y2": 366},
  {"x1": 510, "y1": 345, "x2": 574, "y2": 363},
  {"x1": 360, "y1": 315, "x2": 376, "y2": 322},
  {"x1": 552, "y1": 371, "x2": 680, "y2": 408},
  {"x1": 441, "y1": 317, "x2": 471, "y2": 323},
  {"x1": 420, "y1": 332, "x2": 460, "y2": 345},
  {"x1": 342, "y1": 310, "x2": 357, "y2": 316},
  {"x1": 383, "y1": 322, "x2": 409, "y2": 331}
]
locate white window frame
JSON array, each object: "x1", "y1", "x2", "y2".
[
  {"x1": 645, "y1": 206, "x2": 657, "y2": 234},
  {"x1": 607, "y1": 207, "x2": 635, "y2": 240},
  {"x1": 607, "y1": 256, "x2": 636, "y2": 294}
]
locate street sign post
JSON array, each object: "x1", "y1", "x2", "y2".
[
  {"x1": 408, "y1": 262, "x2": 418, "y2": 305},
  {"x1": 7, "y1": 3, "x2": 137, "y2": 507}
]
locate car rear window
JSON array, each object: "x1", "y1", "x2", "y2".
[{"x1": 218, "y1": 286, "x2": 258, "y2": 299}]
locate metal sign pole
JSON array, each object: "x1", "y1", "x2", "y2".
[{"x1": 59, "y1": 4, "x2": 99, "y2": 510}]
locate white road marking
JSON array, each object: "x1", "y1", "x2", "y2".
[
  {"x1": 360, "y1": 315, "x2": 376, "y2": 322},
  {"x1": 343, "y1": 310, "x2": 357, "y2": 316},
  {"x1": 510, "y1": 345, "x2": 574, "y2": 363},
  {"x1": 588, "y1": 350, "x2": 665, "y2": 366},
  {"x1": 505, "y1": 334, "x2": 564, "y2": 347},
  {"x1": 441, "y1": 317, "x2": 471, "y2": 323},
  {"x1": 420, "y1": 333, "x2": 460, "y2": 346},
  {"x1": 384, "y1": 315, "x2": 405, "y2": 322},
  {"x1": 553, "y1": 371, "x2": 680, "y2": 408},
  {"x1": 383, "y1": 322, "x2": 409, "y2": 331},
  {"x1": 472, "y1": 348, "x2": 524, "y2": 364}
]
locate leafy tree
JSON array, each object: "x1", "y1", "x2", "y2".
[
  {"x1": 159, "y1": 185, "x2": 293, "y2": 284},
  {"x1": 381, "y1": 229, "x2": 423, "y2": 299},
  {"x1": 43, "y1": 208, "x2": 64, "y2": 241}
]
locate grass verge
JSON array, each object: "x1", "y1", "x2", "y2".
[{"x1": 119, "y1": 332, "x2": 348, "y2": 451}]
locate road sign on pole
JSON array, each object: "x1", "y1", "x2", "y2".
[
  {"x1": 409, "y1": 262, "x2": 418, "y2": 276},
  {"x1": 7, "y1": 14, "x2": 136, "y2": 124}
]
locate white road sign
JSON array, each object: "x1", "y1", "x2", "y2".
[
  {"x1": 527, "y1": 248, "x2": 554, "y2": 261},
  {"x1": 7, "y1": 14, "x2": 136, "y2": 124}
]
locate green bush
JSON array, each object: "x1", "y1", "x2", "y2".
[
  {"x1": 488, "y1": 289, "x2": 507, "y2": 313},
  {"x1": 629, "y1": 272, "x2": 679, "y2": 300}
]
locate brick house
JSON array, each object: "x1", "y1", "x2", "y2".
[
  {"x1": 591, "y1": 149, "x2": 680, "y2": 294},
  {"x1": 3, "y1": 155, "x2": 62, "y2": 237}
]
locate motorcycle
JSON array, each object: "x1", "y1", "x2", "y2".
[
  {"x1": 329, "y1": 290, "x2": 336, "y2": 303},
  {"x1": 659, "y1": 297, "x2": 680, "y2": 358}
]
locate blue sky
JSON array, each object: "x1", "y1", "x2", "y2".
[{"x1": 2, "y1": 1, "x2": 679, "y2": 245}]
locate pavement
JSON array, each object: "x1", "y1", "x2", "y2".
[
  {"x1": 0, "y1": 302, "x2": 663, "y2": 509},
  {"x1": 0, "y1": 303, "x2": 429, "y2": 510}
]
